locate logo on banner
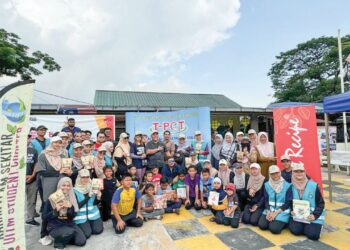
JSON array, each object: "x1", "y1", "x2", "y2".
[
  {"x1": 151, "y1": 120, "x2": 187, "y2": 134},
  {"x1": 2, "y1": 98, "x2": 26, "y2": 123}
]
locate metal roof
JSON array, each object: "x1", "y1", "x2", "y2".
[
  {"x1": 266, "y1": 102, "x2": 324, "y2": 112},
  {"x1": 94, "y1": 90, "x2": 242, "y2": 109}
]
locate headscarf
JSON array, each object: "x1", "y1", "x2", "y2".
[
  {"x1": 218, "y1": 162, "x2": 232, "y2": 187},
  {"x1": 268, "y1": 169, "x2": 285, "y2": 193},
  {"x1": 233, "y1": 167, "x2": 246, "y2": 189},
  {"x1": 176, "y1": 138, "x2": 189, "y2": 152},
  {"x1": 256, "y1": 132, "x2": 274, "y2": 157},
  {"x1": 113, "y1": 139, "x2": 132, "y2": 165},
  {"x1": 247, "y1": 164, "x2": 265, "y2": 192},
  {"x1": 292, "y1": 170, "x2": 308, "y2": 196},
  {"x1": 74, "y1": 169, "x2": 92, "y2": 194},
  {"x1": 213, "y1": 177, "x2": 227, "y2": 202},
  {"x1": 211, "y1": 134, "x2": 223, "y2": 160},
  {"x1": 43, "y1": 143, "x2": 62, "y2": 171},
  {"x1": 93, "y1": 153, "x2": 106, "y2": 178},
  {"x1": 102, "y1": 141, "x2": 114, "y2": 157},
  {"x1": 50, "y1": 177, "x2": 79, "y2": 215},
  {"x1": 72, "y1": 155, "x2": 84, "y2": 170},
  {"x1": 221, "y1": 132, "x2": 237, "y2": 160}
]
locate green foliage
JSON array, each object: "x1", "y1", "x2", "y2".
[
  {"x1": 269, "y1": 36, "x2": 350, "y2": 102},
  {"x1": 0, "y1": 28, "x2": 61, "y2": 80},
  {"x1": 7, "y1": 124, "x2": 16, "y2": 134}
]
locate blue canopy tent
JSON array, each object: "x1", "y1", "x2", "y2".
[{"x1": 323, "y1": 91, "x2": 350, "y2": 202}]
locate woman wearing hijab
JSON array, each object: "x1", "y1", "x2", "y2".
[
  {"x1": 43, "y1": 177, "x2": 86, "y2": 249},
  {"x1": 74, "y1": 169, "x2": 104, "y2": 238},
  {"x1": 231, "y1": 163, "x2": 250, "y2": 211},
  {"x1": 256, "y1": 132, "x2": 276, "y2": 178},
  {"x1": 220, "y1": 132, "x2": 240, "y2": 167},
  {"x1": 217, "y1": 159, "x2": 234, "y2": 188},
  {"x1": 288, "y1": 163, "x2": 325, "y2": 241},
  {"x1": 102, "y1": 141, "x2": 114, "y2": 168},
  {"x1": 130, "y1": 132, "x2": 147, "y2": 181},
  {"x1": 258, "y1": 165, "x2": 292, "y2": 234},
  {"x1": 113, "y1": 132, "x2": 132, "y2": 180},
  {"x1": 211, "y1": 134, "x2": 223, "y2": 169},
  {"x1": 209, "y1": 177, "x2": 228, "y2": 224},
  {"x1": 242, "y1": 163, "x2": 265, "y2": 226},
  {"x1": 203, "y1": 160, "x2": 218, "y2": 178},
  {"x1": 36, "y1": 136, "x2": 66, "y2": 246},
  {"x1": 93, "y1": 146, "x2": 107, "y2": 178},
  {"x1": 174, "y1": 133, "x2": 191, "y2": 168},
  {"x1": 71, "y1": 143, "x2": 84, "y2": 184}
]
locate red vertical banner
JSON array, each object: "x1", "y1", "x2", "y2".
[{"x1": 273, "y1": 105, "x2": 323, "y2": 191}]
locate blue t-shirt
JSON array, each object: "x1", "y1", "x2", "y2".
[{"x1": 200, "y1": 177, "x2": 214, "y2": 198}]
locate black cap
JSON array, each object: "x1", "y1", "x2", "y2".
[{"x1": 36, "y1": 125, "x2": 47, "y2": 130}]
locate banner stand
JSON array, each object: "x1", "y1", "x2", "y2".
[{"x1": 324, "y1": 113, "x2": 333, "y2": 202}]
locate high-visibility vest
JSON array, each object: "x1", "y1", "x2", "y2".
[{"x1": 73, "y1": 189, "x2": 100, "y2": 224}]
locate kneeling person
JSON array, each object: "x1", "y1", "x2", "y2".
[{"x1": 111, "y1": 173, "x2": 143, "y2": 234}]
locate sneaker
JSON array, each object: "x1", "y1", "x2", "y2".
[
  {"x1": 175, "y1": 208, "x2": 180, "y2": 215},
  {"x1": 39, "y1": 236, "x2": 52, "y2": 246},
  {"x1": 26, "y1": 219, "x2": 40, "y2": 226},
  {"x1": 155, "y1": 215, "x2": 163, "y2": 220}
]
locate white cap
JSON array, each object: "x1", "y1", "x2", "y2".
[
  {"x1": 203, "y1": 159, "x2": 211, "y2": 164},
  {"x1": 51, "y1": 136, "x2": 62, "y2": 142},
  {"x1": 219, "y1": 159, "x2": 227, "y2": 165},
  {"x1": 250, "y1": 163, "x2": 261, "y2": 169},
  {"x1": 248, "y1": 129, "x2": 257, "y2": 135},
  {"x1": 194, "y1": 131, "x2": 201, "y2": 136},
  {"x1": 98, "y1": 145, "x2": 107, "y2": 152},
  {"x1": 178, "y1": 133, "x2": 186, "y2": 139},
  {"x1": 281, "y1": 155, "x2": 291, "y2": 161},
  {"x1": 236, "y1": 131, "x2": 244, "y2": 136},
  {"x1": 73, "y1": 143, "x2": 83, "y2": 149},
  {"x1": 151, "y1": 130, "x2": 158, "y2": 134},
  {"x1": 292, "y1": 162, "x2": 305, "y2": 171},
  {"x1": 269, "y1": 165, "x2": 281, "y2": 174},
  {"x1": 119, "y1": 132, "x2": 128, "y2": 138},
  {"x1": 58, "y1": 132, "x2": 68, "y2": 138},
  {"x1": 82, "y1": 140, "x2": 93, "y2": 145},
  {"x1": 135, "y1": 131, "x2": 142, "y2": 136}
]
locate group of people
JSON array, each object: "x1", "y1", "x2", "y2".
[{"x1": 25, "y1": 118, "x2": 325, "y2": 250}]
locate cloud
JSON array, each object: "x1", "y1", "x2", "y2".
[{"x1": 0, "y1": 0, "x2": 240, "y2": 103}]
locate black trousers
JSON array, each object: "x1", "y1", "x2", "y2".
[
  {"x1": 223, "y1": 210, "x2": 241, "y2": 228},
  {"x1": 111, "y1": 209, "x2": 143, "y2": 234},
  {"x1": 77, "y1": 218, "x2": 104, "y2": 238},
  {"x1": 236, "y1": 189, "x2": 248, "y2": 212},
  {"x1": 40, "y1": 201, "x2": 48, "y2": 238},
  {"x1": 242, "y1": 204, "x2": 263, "y2": 226},
  {"x1": 288, "y1": 219, "x2": 322, "y2": 240},
  {"x1": 49, "y1": 224, "x2": 86, "y2": 249},
  {"x1": 258, "y1": 214, "x2": 286, "y2": 234},
  {"x1": 101, "y1": 200, "x2": 112, "y2": 221},
  {"x1": 185, "y1": 197, "x2": 201, "y2": 210}
]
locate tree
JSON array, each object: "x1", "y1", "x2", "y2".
[
  {"x1": 0, "y1": 28, "x2": 61, "y2": 80},
  {"x1": 269, "y1": 36, "x2": 350, "y2": 102}
]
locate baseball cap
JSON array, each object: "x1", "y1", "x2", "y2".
[
  {"x1": 226, "y1": 183, "x2": 236, "y2": 192},
  {"x1": 232, "y1": 162, "x2": 243, "y2": 169},
  {"x1": 98, "y1": 145, "x2": 107, "y2": 152},
  {"x1": 194, "y1": 131, "x2": 201, "y2": 136},
  {"x1": 269, "y1": 165, "x2": 281, "y2": 174},
  {"x1": 82, "y1": 140, "x2": 93, "y2": 145},
  {"x1": 135, "y1": 131, "x2": 142, "y2": 136},
  {"x1": 79, "y1": 169, "x2": 90, "y2": 177},
  {"x1": 281, "y1": 155, "x2": 291, "y2": 161},
  {"x1": 236, "y1": 131, "x2": 244, "y2": 136},
  {"x1": 248, "y1": 129, "x2": 256, "y2": 135},
  {"x1": 219, "y1": 159, "x2": 227, "y2": 165},
  {"x1": 203, "y1": 159, "x2": 211, "y2": 164},
  {"x1": 178, "y1": 133, "x2": 186, "y2": 139},
  {"x1": 119, "y1": 132, "x2": 128, "y2": 138},
  {"x1": 250, "y1": 163, "x2": 261, "y2": 169},
  {"x1": 58, "y1": 132, "x2": 68, "y2": 138},
  {"x1": 292, "y1": 162, "x2": 305, "y2": 171},
  {"x1": 73, "y1": 143, "x2": 83, "y2": 149},
  {"x1": 151, "y1": 130, "x2": 158, "y2": 134},
  {"x1": 37, "y1": 125, "x2": 47, "y2": 130},
  {"x1": 51, "y1": 136, "x2": 62, "y2": 142}
]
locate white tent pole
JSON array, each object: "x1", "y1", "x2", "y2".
[
  {"x1": 325, "y1": 113, "x2": 333, "y2": 202},
  {"x1": 338, "y1": 29, "x2": 348, "y2": 150}
]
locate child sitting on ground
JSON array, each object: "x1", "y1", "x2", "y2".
[
  {"x1": 139, "y1": 171, "x2": 154, "y2": 194},
  {"x1": 209, "y1": 177, "x2": 228, "y2": 224},
  {"x1": 128, "y1": 165, "x2": 139, "y2": 188},
  {"x1": 223, "y1": 183, "x2": 240, "y2": 228},
  {"x1": 141, "y1": 183, "x2": 164, "y2": 220},
  {"x1": 200, "y1": 168, "x2": 214, "y2": 209},
  {"x1": 101, "y1": 167, "x2": 119, "y2": 221},
  {"x1": 184, "y1": 165, "x2": 201, "y2": 210},
  {"x1": 157, "y1": 177, "x2": 181, "y2": 214},
  {"x1": 173, "y1": 169, "x2": 187, "y2": 204}
]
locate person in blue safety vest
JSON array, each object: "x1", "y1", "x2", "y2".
[
  {"x1": 258, "y1": 165, "x2": 292, "y2": 234},
  {"x1": 288, "y1": 162, "x2": 325, "y2": 241}
]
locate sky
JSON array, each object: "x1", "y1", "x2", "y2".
[{"x1": 1, "y1": 0, "x2": 350, "y2": 108}]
